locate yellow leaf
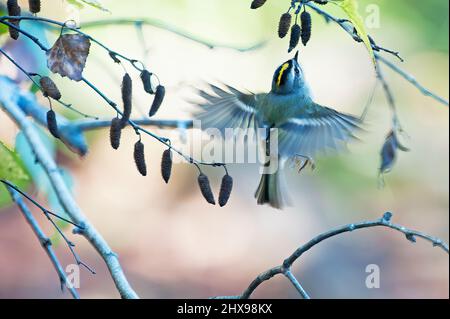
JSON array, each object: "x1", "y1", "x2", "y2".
[{"x1": 333, "y1": 0, "x2": 376, "y2": 67}]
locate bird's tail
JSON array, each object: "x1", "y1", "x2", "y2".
[{"x1": 254, "y1": 161, "x2": 291, "y2": 210}]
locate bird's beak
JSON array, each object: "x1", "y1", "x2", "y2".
[{"x1": 294, "y1": 51, "x2": 299, "y2": 62}]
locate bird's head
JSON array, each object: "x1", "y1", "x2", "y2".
[{"x1": 271, "y1": 51, "x2": 306, "y2": 95}]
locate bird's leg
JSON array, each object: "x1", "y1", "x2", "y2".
[{"x1": 294, "y1": 154, "x2": 316, "y2": 173}]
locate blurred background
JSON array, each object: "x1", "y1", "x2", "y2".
[{"x1": 0, "y1": 0, "x2": 448, "y2": 298}]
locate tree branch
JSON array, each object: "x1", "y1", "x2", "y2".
[
  {"x1": 79, "y1": 18, "x2": 265, "y2": 52},
  {"x1": 4, "y1": 184, "x2": 80, "y2": 299},
  {"x1": 0, "y1": 81, "x2": 139, "y2": 299},
  {"x1": 213, "y1": 212, "x2": 448, "y2": 299},
  {"x1": 306, "y1": 2, "x2": 449, "y2": 107}
]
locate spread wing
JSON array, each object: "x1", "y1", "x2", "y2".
[
  {"x1": 278, "y1": 103, "x2": 362, "y2": 158},
  {"x1": 193, "y1": 84, "x2": 261, "y2": 135}
]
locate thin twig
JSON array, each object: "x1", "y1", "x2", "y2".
[
  {"x1": 72, "y1": 118, "x2": 194, "y2": 131},
  {"x1": 0, "y1": 17, "x2": 226, "y2": 170},
  {"x1": 305, "y1": 2, "x2": 449, "y2": 107},
  {"x1": 0, "y1": 88, "x2": 139, "y2": 299},
  {"x1": 4, "y1": 184, "x2": 79, "y2": 299},
  {"x1": 80, "y1": 18, "x2": 265, "y2": 52},
  {"x1": 213, "y1": 212, "x2": 448, "y2": 299}
]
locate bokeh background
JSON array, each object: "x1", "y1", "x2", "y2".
[{"x1": 0, "y1": 0, "x2": 448, "y2": 298}]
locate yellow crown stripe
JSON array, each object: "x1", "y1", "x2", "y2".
[{"x1": 277, "y1": 62, "x2": 290, "y2": 87}]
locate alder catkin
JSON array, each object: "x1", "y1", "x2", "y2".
[
  {"x1": 28, "y1": 0, "x2": 41, "y2": 13},
  {"x1": 300, "y1": 11, "x2": 312, "y2": 46},
  {"x1": 288, "y1": 24, "x2": 301, "y2": 53},
  {"x1": 218, "y1": 174, "x2": 233, "y2": 207},
  {"x1": 120, "y1": 73, "x2": 132, "y2": 127},
  {"x1": 148, "y1": 85, "x2": 165, "y2": 117},
  {"x1": 198, "y1": 173, "x2": 215, "y2": 205},
  {"x1": 7, "y1": 0, "x2": 21, "y2": 40},
  {"x1": 140, "y1": 70, "x2": 154, "y2": 94},
  {"x1": 278, "y1": 13, "x2": 292, "y2": 39},
  {"x1": 134, "y1": 140, "x2": 147, "y2": 176},
  {"x1": 109, "y1": 117, "x2": 122, "y2": 150},
  {"x1": 161, "y1": 149, "x2": 173, "y2": 184},
  {"x1": 40, "y1": 76, "x2": 62, "y2": 100},
  {"x1": 46, "y1": 110, "x2": 59, "y2": 138},
  {"x1": 250, "y1": 0, "x2": 267, "y2": 9}
]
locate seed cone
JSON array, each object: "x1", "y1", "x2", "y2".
[
  {"x1": 134, "y1": 140, "x2": 147, "y2": 176},
  {"x1": 278, "y1": 13, "x2": 292, "y2": 39},
  {"x1": 300, "y1": 11, "x2": 312, "y2": 46},
  {"x1": 148, "y1": 85, "x2": 165, "y2": 117},
  {"x1": 251, "y1": 0, "x2": 267, "y2": 9},
  {"x1": 28, "y1": 0, "x2": 41, "y2": 13},
  {"x1": 161, "y1": 149, "x2": 173, "y2": 183},
  {"x1": 198, "y1": 173, "x2": 215, "y2": 205},
  {"x1": 7, "y1": 0, "x2": 21, "y2": 40},
  {"x1": 218, "y1": 174, "x2": 233, "y2": 207},
  {"x1": 46, "y1": 110, "x2": 59, "y2": 138},
  {"x1": 288, "y1": 24, "x2": 301, "y2": 53},
  {"x1": 109, "y1": 117, "x2": 122, "y2": 150},
  {"x1": 140, "y1": 70, "x2": 154, "y2": 94},
  {"x1": 40, "y1": 76, "x2": 62, "y2": 100},
  {"x1": 120, "y1": 73, "x2": 132, "y2": 127}
]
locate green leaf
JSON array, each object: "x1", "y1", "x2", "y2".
[
  {"x1": 0, "y1": 141, "x2": 30, "y2": 182},
  {"x1": 0, "y1": 8, "x2": 8, "y2": 35},
  {"x1": 66, "y1": 0, "x2": 110, "y2": 12},
  {"x1": 0, "y1": 141, "x2": 31, "y2": 208},
  {"x1": 333, "y1": 0, "x2": 376, "y2": 67}
]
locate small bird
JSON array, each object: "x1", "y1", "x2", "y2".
[{"x1": 194, "y1": 52, "x2": 361, "y2": 209}]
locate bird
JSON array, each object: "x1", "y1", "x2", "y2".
[{"x1": 193, "y1": 51, "x2": 361, "y2": 209}]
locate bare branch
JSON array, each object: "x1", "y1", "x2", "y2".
[
  {"x1": 4, "y1": 184, "x2": 79, "y2": 299},
  {"x1": 306, "y1": 2, "x2": 449, "y2": 107},
  {"x1": 80, "y1": 18, "x2": 265, "y2": 52},
  {"x1": 214, "y1": 212, "x2": 448, "y2": 299},
  {"x1": 0, "y1": 84, "x2": 139, "y2": 299}
]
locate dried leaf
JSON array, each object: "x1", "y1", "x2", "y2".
[{"x1": 47, "y1": 34, "x2": 91, "y2": 81}]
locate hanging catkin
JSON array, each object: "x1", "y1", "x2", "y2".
[
  {"x1": 134, "y1": 140, "x2": 147, "y2": 176},
  {"x1": 278, "y1": 13, "x2": 292, "y2": 39},
  {"x1": 109, "y1": 118, "x2": 122, "y2": 150},
  {"x1": 251, "y1": 0, "x2": 267, "y2": 9},
  {"x1": 300, "y1": 11, "x2": 312, "y2": 46},
  {"x1": 218, "y1": 174, "x2": 233, "y2": 207},
  {"x1": 7, "y1": 0, "x2": 21, "y2": 40},
  {"x1": 161, "y1": 149, "x2": 173, "y2": 184},
  {"x1": 28, "y1": 0, "x2": 41, "y2": 13},
  {"x1": 288, "y1": 24, "x2": 301, "y2": 52},
  {"x1": 40, "y1": 77, "x2": 62, "y2": 100},
  {"x1": 120, "y1": 73, "x2": 132, "y2": 127},
  {"x1": 140, "y1": 70, "x2": 154, "y2": 94},
  {"x1": 46, "y1": 110, "x2": 59, "y2": 138},
  {"x1": 148, "y1": 85, "x2": 165, "y2": 117},
  {"x1": 198, "y1": 173, "x2": 215, "y2": 205}
]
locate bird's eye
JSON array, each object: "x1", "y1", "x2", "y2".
[{"x1": 295, "y1": 68, "x2": 300, "y2": 75}]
